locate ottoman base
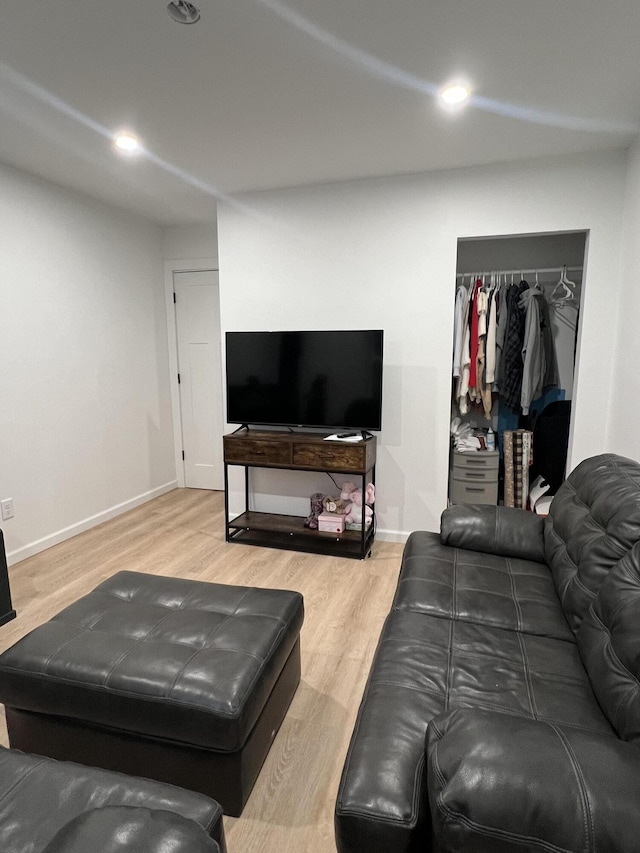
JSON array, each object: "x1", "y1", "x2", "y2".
[{"x1": 6, "y1": 637, "x2": 301, "y2": 817}]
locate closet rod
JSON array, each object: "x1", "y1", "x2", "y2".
[{"x1": 456, "y1": 265, "x2": 583, "y2": 278}]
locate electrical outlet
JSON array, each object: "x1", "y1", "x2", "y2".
[{"x1": 0, "y1": 498, "x2": 14, "y2": 521}]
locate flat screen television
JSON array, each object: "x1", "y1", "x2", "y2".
[{"x1": 225, "y1": 330, "x2": 383, "y2": 431}]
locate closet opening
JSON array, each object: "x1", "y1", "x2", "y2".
[{"x1": 450, "y1": 230, "x2": 587, "y2": 511}]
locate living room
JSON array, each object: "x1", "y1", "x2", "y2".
[{"x1": 2, "y1": 3, "x2": 640, "y2": 852}]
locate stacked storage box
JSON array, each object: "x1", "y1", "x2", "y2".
[{"x1": 449, "y1": 450, "x2": 499, "y2": 506}]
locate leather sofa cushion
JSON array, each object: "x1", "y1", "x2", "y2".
[
  {"x1": 440, "y1": 504, "x2": 546, "y2": 563},
  {"x1": 41, "y1": 806, "x2": 220, "y2": 853},
  {"x1": 394, "y1": 531, "x2": 573, "y2": 641},
  {"x1": 0, "y1": 571, "x2": 304, "y2": 752},
  {"x1": 544, "y1": 454, "x2": 640, "y2": 632},
  {"x1": 335, "y1": 608, "x2": 611, "y2": 853},
  {"x1": 0, "y1": 746, "x2": 225, "y2": 853},
  {"x1": 427, "y1": 707, "x2": 640, "y2": 853},
  {"x1": 577, "y1": 541, "x2": 640, "y2": 742}
]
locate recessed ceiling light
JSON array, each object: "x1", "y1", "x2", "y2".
[
  {"x1": 113, "y1": 132, "x2": 142, "y2": 155},
  {"x1": 440, "y1": 84, "x2": 471, "y2": 106},
  {"x1": 167, "y1": 1, "x2": 201, "y2": 24}
]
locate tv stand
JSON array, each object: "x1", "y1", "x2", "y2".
[{"x1": 223, "y1": 428, "x2": 376, "y2": 559}]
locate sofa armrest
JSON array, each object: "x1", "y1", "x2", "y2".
[
  {"x1": 427, "y1": 707, "x2": 640, "y2": 853},
  {"x1": 440, "y1": 504, "x2": 545, "y2": 563},
  {"x1": 42, "y1": 806, "x2": 221, "y2": 853}
]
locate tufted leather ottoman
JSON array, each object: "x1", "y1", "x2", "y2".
[{"x1": 0, "y1": 571, "x2": 304, "y2": 816}]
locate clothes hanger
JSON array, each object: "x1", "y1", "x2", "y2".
[
  {"x1": 562, "y1": 265, "x2": 576, "y2": 295},
  {"x1": 551, "y1": 265, "x2": 575, "y2": 305}
]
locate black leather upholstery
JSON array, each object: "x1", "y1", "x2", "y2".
[
  {"x1": 394, "y1": 529, "x2": 571, "y2": 639},
  {"x1": 335, "y1": 453, "x2": 640, "y2": 853},
  {"x1": 427, "y1": 707, "x2": 640, "y2": 853},
  {"x1": 0, "y1": 571, "x2": 303, "y2": 752},
  {"x1": 577, "y1": 540, "x2": 640, "y2": 742},
  {"x1": 544, "y1": 453, "x2": 640, "y2": 632},
  {"x1": 0, "y1": 745, "x2": 226, "y2": 853},
  {"x1": 440, "y1": 503, "x2": 546, "y2": 563},
  {"x1": 0, "y1": 571, "x2": 304, "y2": 816},
  {"x1": 41, "y1": 807, "x2": 220, "y2": 853}
]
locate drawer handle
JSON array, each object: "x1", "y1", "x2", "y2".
[
  {"x1": 465, "y1": 487, "x2": 485, "y2": 492},
  {"x1": 465, "y1": 472, "x2": 485, "y2": 479},
  {"x1": 464, "y1": 458, "x2": 486, "y2": 465},
  {"x1": 252, "y1": 450, "x2": 265, "y2": 455}
]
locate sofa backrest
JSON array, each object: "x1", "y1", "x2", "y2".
[
  {"x1": 544, "y1": 454, "x2": 640, "y2": 632},
  {"x1": 577, "y1": 540, "x2": 640, "y2": 742}
]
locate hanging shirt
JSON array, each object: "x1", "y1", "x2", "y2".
[
  {"x1": 494, "y1": 285, "x2": 509, "y2": 393},
  {"x1": 520, "y1": 287, "x2": 544, "y2": 414},
  {"x1": 456, "y1": 284, "x2": 472, "y2": 414},
  {"x1": 468, "y1": 279, "x2": 483, "y2": 389},
  {"x1": 501, "y1": 280, "x2": 529, "y2": 412},
  {"x1": 452, "y1": 283, "x2": 468, "y2": 378},
  {"x1": 539, "y1": 294, "x2": 559, "y2": 389},
  {"x1": 485, "y1": 288, "x2": 498, "y2": 384}
]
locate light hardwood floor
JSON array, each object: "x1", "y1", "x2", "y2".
[{"x1": 0, "y1": 488, "x2": 404, "y2": 853}]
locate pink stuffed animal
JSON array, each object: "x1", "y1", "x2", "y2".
[{"x1": 340, "y1": 481, "x2": 375, "y2": 527}]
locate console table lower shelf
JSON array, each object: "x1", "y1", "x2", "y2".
[
  {"x1": 227, "y1": 511, "x2": 374, "y2": 559},
  {"x1": 223, "y1": 428, "x2": 377, "y2": 560}
]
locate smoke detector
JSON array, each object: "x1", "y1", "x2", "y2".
[{"x1": 167, "y1": 1, "x2": 201, "y2": 24}]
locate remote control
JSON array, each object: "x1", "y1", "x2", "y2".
[{"x1": 337, "y1": 432, "x2": 358, "y2": 438}]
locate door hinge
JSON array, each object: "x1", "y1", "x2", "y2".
[
  {"x1": 182, "y1": 450, "x2": 185, "y2": 461},
  {"x1": 173, "y1": 292, "x2": 176, "y2": 303},
  {"x1": 177, "y1": 373, "x2": 181, "y2": 384}
]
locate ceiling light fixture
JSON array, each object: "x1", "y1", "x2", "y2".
[
  {"x1": 113, "y1": 132, "x2": 142, "y2": 155},
  {"x1": 440, "y1": 83, "x2": 471, "y2": 106},
  {"x1": 167, "y1": 1, "x2": 201, "y2": 24}
]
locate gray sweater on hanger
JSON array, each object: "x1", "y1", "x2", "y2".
[{"x1": 520, "y1": 287, "x2": 558, "y2": 414}]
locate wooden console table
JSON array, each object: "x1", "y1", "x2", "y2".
[{"x1": 223, "y1": 428, "x2": 376, "y2": 559}]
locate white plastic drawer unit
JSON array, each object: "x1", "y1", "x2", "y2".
[{"x1": 449, "y1": 450, "x2": 499, "y2": 505}]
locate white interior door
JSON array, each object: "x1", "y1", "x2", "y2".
[{"x1": 174, "y1": 270, "x2": 224, "y2": 490}]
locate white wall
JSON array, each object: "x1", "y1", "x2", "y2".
[
  {"x1": 0, "y1": 163, "x2": 176, "y2": 564},
  {"x1": 218, "y1": 150, "x2": 627, "y2": 539},
  {"x1": 607, "y1": 140, "x2": 640, "y2": 456},
  {"x1": 162, "y1": 220, "x2": 218, "y2": 263}
]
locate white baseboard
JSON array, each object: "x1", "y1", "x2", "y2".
[
  {"x1": 375, "y1": 528, "x2": 410, "y2": 544},
  {"x1": 7, "y1": 481, "x2": 178, "y2": 567}
]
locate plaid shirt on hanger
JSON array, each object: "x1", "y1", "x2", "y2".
[{"x1": 501, "y1": 280, "x2": 529, "y2": 412}]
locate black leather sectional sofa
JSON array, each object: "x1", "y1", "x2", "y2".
[
  {"x1": 0, "y1": 745, "x2": 226, "y2": 852},
  {"x1": 336, "y1": 453, "x2": 640, "y2": 853}
]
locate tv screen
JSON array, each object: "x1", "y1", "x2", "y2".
[{"x1": 225, "y1": 330, "x2": 383, "y2": 431}]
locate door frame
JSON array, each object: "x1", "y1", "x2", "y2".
[{"x1": 164, "y1": 258, "x2": 220, "y2": 488}]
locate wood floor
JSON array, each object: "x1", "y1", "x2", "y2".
[{"x1": 0, "y1": 488, "x2": 404, "y2": 853}]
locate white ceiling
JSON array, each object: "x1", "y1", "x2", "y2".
[{"x1": 2, "y1": 0, "x2": 639, "y2": 225}]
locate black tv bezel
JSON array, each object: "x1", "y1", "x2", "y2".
[{"x1": 225, "y1": 329, "x2": 384, "y2": 432}]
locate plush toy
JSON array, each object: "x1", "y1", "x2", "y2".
[
  {"x1": 340, "y1": 481, "x2": 358, "y2": 503},
  {"x1": 322, "y1": 495, "x2": 345, "y2": 514},
  {"x1": 340, "y1": 481, "x2": 375, "y2": 527}
]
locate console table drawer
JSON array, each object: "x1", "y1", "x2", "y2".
[
  {"x1": 292, "y1": 444, "x2": 366, "y2": 472},
  {"x1": 224, "y1": 439, "x2": 292, "y2": 466}
]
